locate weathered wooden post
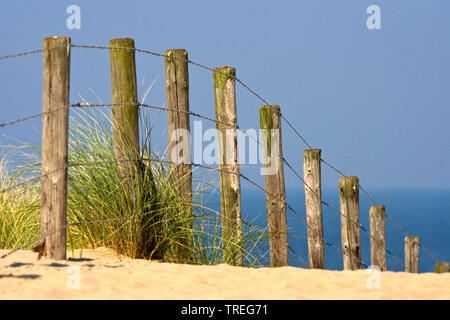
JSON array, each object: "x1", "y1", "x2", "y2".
[
  {"x1": 213, "y1": 66, "x2": 242, "y2": 266},
  {"x1": 369, "y1": 205, "x2": 386, "y2": 271},
  {"x1": 40, "y1": 36, "x2": 71, "y2": 260},
  {"x1": 435, "y1": 262, "x2": 450, "y2": 273},
  {"x1": 164, "y1": 49, "x2": 193, "y2": 262},
  {"x1": 339, "y1": 176, "x2": 362, "y2": 270},
  {"x1": 109, "y1": 38, "x2": 140, "y2": 189},
  {"x1": 405, "y1": 236, "x2": 420, "y2": 273},
  {"x1": 303, "y1": 149, "x2": 324, "y2": 269},
  {"x1": 260, "y1": 105, "x2": 289, "y2": 267},
  {"x1": 110, "y1": 38, "x2": 154, "y2": 259},
  {"x1": 164, "y1": 49, "x2": 192, "y2": 205}
]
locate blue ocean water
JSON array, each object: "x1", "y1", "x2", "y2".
[{"x1": 239, "y1": 188, "x2": 450, "y2": 273}]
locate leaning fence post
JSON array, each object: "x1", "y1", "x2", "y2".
[
  {"x1": 41, "y1": 36, "x2": 71, "y2": 260},
  {"x1": 213, "y1": 66, "x2": 242, "y2": 266},
  {"x1": 369, "y1": 205, "x2": 386, "y2": 271},
  {"x1": 339, "y1": 176, "x2": 362, "y2": 270},
  {"x1": 259, "y1": 105, "x2": 289, "y2": 267},
  {"x1": 164, "y1": 49, "x2": 193, "y2": 262},
  {"x1": 405, "y1": 236, "x2": 420, "y2": 273},
  {"x1": 303, "y1": 149, "x2": 324, "y2": 269}
]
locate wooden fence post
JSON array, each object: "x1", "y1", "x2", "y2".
[
  {"x1": 435, "y1": 262, "x2": 450, "y2": 273},
  {"x1": 110, "y1": 38, "x2": 154, "y2": 259},
  {"x1": 164, "y1": 48, "x2": 193, "y2": 263},
  {"x1": 405, "y1": 236, "x2": 420, "y2": 273},
  {"x1": 369, "y1": 205, "x2": 386, "y2": 271},
  {"x1": 259, "y1": 105, "x2": 289, "y2": 267},
  {"x1": 213, "y1": 66, "x2": 242, "y2": 266},
  {"x1": 41, "y1": 36, "x2": 71, "y2": 260},
  {"x1": 303, "y1": 149, "x2": 324, "y2": 269},
  {"x1": 339, "y1": 176, "x2": 362, "y2": 270},
  {"x1": 109, "y1": 38, "x2": 140, "y2": 190},
  {"x1": 164, "y1": 49, "x2": 192, "y2": 205}
]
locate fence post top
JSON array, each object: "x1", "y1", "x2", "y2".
[
  {"x1": 303, "y1": 149, "x2": 321, "y2": 159},
  {"x1": 43, "y1": 36, "x2": 71, "y2": 40},
  {"x1": 43, "y1": 36, "x2": 71, "y2": 47},
  {"x1": 339, "y1": 176, "x2": 359, "y2": 197},
  {"x1": 109, "y1": 38, "x2": 135, "y2": 46},
  {"x1": 259, "y1": 104, "x2": 280, "y2": 111},
  {"x1": 339, "y1": 176, "x2": 359, "y2": 184},
  {"x1": 164, "y1": 49, "x2": 188, "y2": 56},
  {"x1": 369, "y1": 205, "x2": 386, "y2": 218},
  {"x1": 370, "y1": 204, "x2": 386, "y2": 211},
  {"x1": 405, "y1": 236, "x2": 420, "y2": 243},
  {"x1": 213, "y1": 66, "x2": 236, "y2": 78}
]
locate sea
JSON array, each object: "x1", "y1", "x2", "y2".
[{"x1": 236, "y1": 188, "x2": 450, "y2": 273}]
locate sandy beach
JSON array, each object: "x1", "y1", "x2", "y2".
[{"x1": 0, "y1": 248, "x2": 448, "y2": 300}]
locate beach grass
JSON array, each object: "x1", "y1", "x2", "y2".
[{"x1": 0, "y1": 107, "x2": 270, "y2": 267}]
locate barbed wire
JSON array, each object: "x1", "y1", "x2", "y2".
[
  {"x1": 1, "y1": 99, "x2": 442, "y2": 264},
  {"x1": 0, "y1": 100, "x2": 416, "y2": 267},
  {"x1": 0, "y1": 216, "x2": 136, "y2": 260},
  {"x1": 0, "y1": 49, "x2": 43, "y2": 60},
  {"x1": 0, "y1": 105, "x2": 70, "y2": 129},
  {"x1": 0, "y1": 42, "x2": 443, "y2": 265},
  {"x1": 0, "y1": 45, "x2": 70, "y2": 61},
  {"x1": 281, "y1": 157, "x2": 405, "y2": 269},
  {"x1": 0, "y1": 156, "x2": 352, "y2": 267},
  {"x1": 71, "y1": 102, "x2": 372, "y2": 266},
  {"x1": 319, "y1": 158, "x2": 441, "y2": 263},
  {"x1": 288, "y1": 245, "x2": 308, "y2": 269}
]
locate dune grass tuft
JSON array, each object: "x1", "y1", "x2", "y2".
[{"x1": 0, "y1": 108, "x2": 270, "y2": 267}]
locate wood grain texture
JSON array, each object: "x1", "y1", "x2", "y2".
[
  {"x1": 164, "y1": 49, "x2": 192, "y2": 205},
  {"x1": 109, "y1": 38, "x2": 157, "y2": 259},
  {"x1": 339, "y1": 176, "x2": 362, "y2": 270},
  {"x1": 260, "y1": 105, "x2": 289, "y2": 267},
  {"x1": 369, "y1": 205, "x2": 386, "y2": 271},
  {"x1": 41, "y1": 36, "x2": 71, "y2": 260},
  {"x1": 405, "y1": 236, "x2": 420, "y2": 273},
  {"x1": 303, "y1": 149, "x2": 324, "y2": 269},
  {"x1": 109, "y1": 38, "x2": 139, "y2": 189},
  {"x1": 164, "y1": 49, "x2": 193, "y2": 262},
  {"x1": 213, "y1": 66, "x2": 242, "y2": 266}
]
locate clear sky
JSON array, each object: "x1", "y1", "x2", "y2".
[{"x1": 0, "y1": 0, "x2": 449, "y2": 190}]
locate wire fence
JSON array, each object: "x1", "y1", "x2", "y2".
[
  {"x1": 0, "y1": 43, "x2": 444, "y2": 267},
  {"x1": 0, "y1": 155, "x2": 316, "y2": 268}
]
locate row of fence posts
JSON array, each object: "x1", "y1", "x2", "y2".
[{"x1": 38, "y1": 36, "x2": 449, "y2": 273}]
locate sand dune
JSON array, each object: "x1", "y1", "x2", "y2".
[{"x1": 0, "y1": 248, "x2": 448, "y2": 300}]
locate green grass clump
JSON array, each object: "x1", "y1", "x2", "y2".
[
  {"x1": 0, "y1": 108, "x2": 269, "y2": 267},
  {"x1": 0, "y1": 152, "x2": 40, "y2": 250}
]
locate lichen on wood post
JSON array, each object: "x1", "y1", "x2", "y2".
[
  {"x1": 303, "y1": 149, "x2": 324, "y2": 269},
  {"x1": 164, "y1": 48, "x2": 193, "y2": 263},
  {"x1": 109, "y1": 38, "x2": 156, "y2": 259},
  {"x1": 405, "y1": 236, "x2": 420, "y2": 273},
  {"x1": 369, "y1": 205, "x2": 386, "y2": 271},
  {"x1": 213, "y1": 66, "x2": 242, "y2": 266},
  {"x1": 164, "y1": 49, "x2": 192, "y2": 204},
  {"x1": 435, "y1": 262, "x2": 450, "y2": 273},
  {"x1": 260, "y1": 105, "x2": 289, "y2": 267},
  {"x1": 41, "y1": 36, "x2": 71, "y2": 260},
  {"x1": 109, "y1": 38, "x2": 140, "y2": 188},
  {"x1": 339, "y1": 176, "x2": 362, "y2": 270}
]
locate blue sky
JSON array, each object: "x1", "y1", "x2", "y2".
[{"x1": 0, "y1": 0, "x2": 449, "y2": 190}]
